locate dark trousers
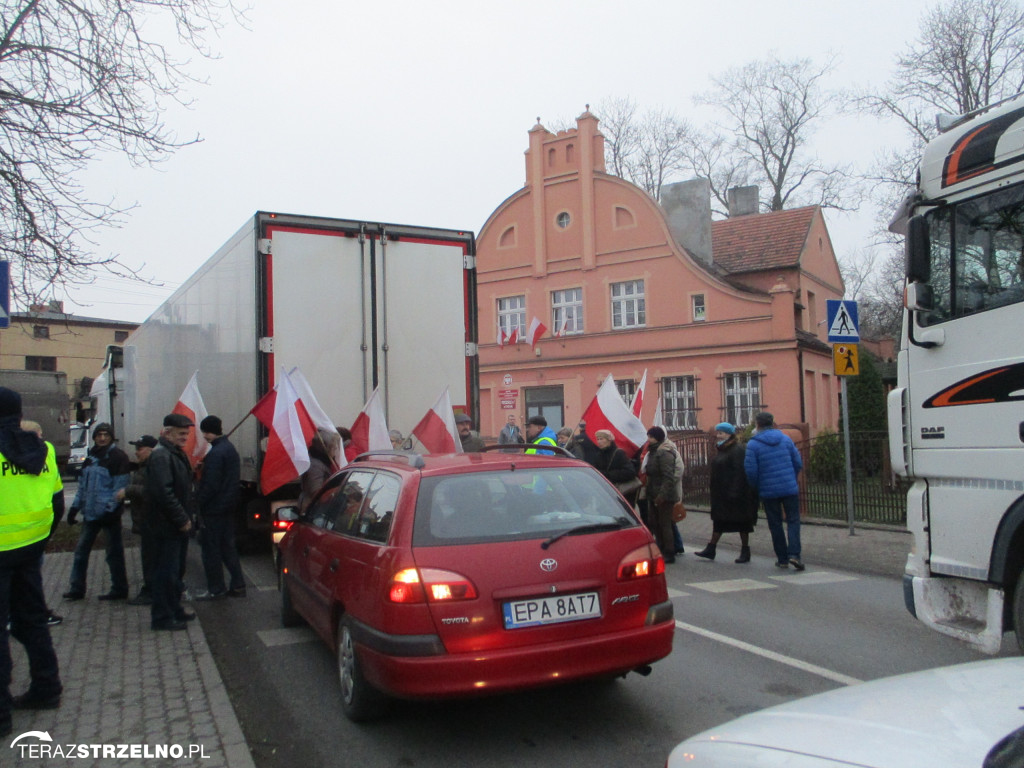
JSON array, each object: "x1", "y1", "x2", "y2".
[
  {"x1": 0, "y1": 541, "x2": 61, "y2": 721},
  {"x1": 151, "y1": 536, "x2": 186, "y2": 628},
  {"x1": 69, "y1": 516, "x2": 129, "y2": 596},
  {"x1": 762, "y1": 494, "x2": 801, "y2": 563},
  {"x1": 137, "y1": 526, "x2": 157, "y2": 595},
  {"x1": 199, "y1": 515, "x2": 244, "y2": 594}
]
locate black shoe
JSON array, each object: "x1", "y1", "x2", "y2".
[
  {"x1": 127, "y1": 593, "x2": 152, "y2": 606},
  {"x1": 663, "y1": 555, "x2": 676, "y2": 564},
  {"x1": 97, "y1": 592, "x2": 128, "y2": 601},
  {"x1": 789, "y1": 558, "x2": 806, "y2": 571},
  {"x1": 694, "y1": 545, "x2": 716, "y2": 560},
  {"x1": 46, "y1": 611, "x2": 63, "y2": 626},
  {"x1": 62, "y1": 591, "x2": 84, "y2": 601},
  {"x1": 152, "y1": 620, "x2": 188, "y2": 631},
  {"x1": 195, "y1": 591, "x2": 227, "y2": 601},
  {"x1": 775, "y1": 561, "x2": 789, "y2": 569},
  {"x1": 227, "y1": 588, "x2": 247, "y2": 598},
  {"x1": 735, "y1": 546, "x2": 751, "y2": 564},
  {"x1": 11, "y1": 691, "x2": 61, "y2": 710}
]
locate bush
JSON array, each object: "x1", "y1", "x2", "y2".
[{"x1": 809, "y1": 428, "x2": 845, "y2": 483}]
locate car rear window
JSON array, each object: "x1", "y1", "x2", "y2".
[{"x1": 413, "y1": 467, "x2": 638, "y2": 545}]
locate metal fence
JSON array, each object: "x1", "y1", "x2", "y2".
[{"x1": 673, "y1": 430, "x2": 909, "y2": 526}]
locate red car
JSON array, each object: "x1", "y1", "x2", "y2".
[{"x1": 277, "y1": 449, "x2": 674, "y2": 720}]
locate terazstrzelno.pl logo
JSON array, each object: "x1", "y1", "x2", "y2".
[{"x1": 10, "y1": 731, "x2": 211, "y2": 760}]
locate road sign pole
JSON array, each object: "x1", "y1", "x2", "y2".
[{"x1": 841, "y1": 377, "x2": 855, "y2": 535}]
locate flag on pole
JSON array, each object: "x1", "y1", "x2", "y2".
[
  {"x1": 257, "y1": 368, "x2": 316, "y2": 494},
  {"x1": 173, "y1": 371, "x2": 209, "y2": 467},
  {"x1": 527, "y1": 316, "x2": 547, "y2": 348},
  {"x1": 349, "y1": 387, "x2": 391, "y2": 455},
  {"x1": 289, "y1": 367, "x2": 345, "y2": 469},
  {"x1": 630, "y1": 369, "x2": 648, "y2": 418},
  {"x1": 496, "y1": 319, "x2": 506, "y2": 348},
  {"x1": 554, "y1": 314, "x2": 569, "y2": 337},
  {"x1": 581, "y1": 374, "x2": 649, "y2": 455},
  {"x1": 652, "y1": 398, "x2": 664, "y2": 430},
  {"x1": 411, "y1": 387, "x2": 463, "y2": 454}
]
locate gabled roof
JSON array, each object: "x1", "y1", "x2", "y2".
[{"x1": 711, "y1": 206, "x2": 818, "y2": 273}]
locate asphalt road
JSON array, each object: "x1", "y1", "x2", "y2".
[{"x1": 190, "y1": 541, "x2": 1014, "y2": 768}]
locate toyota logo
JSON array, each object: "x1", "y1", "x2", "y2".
[{"x1": 540, "y1": 558, "x2": 558, "y2": 572}]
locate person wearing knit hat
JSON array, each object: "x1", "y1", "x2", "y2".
[
  {"x1": 644, "y1": 426, "x2": 682, "y2": 563},
  {"x1": 0, "y1": 386, "x2": 64, "y2": 731},
  {"x1": 195, "y1": 415, "x2": 245, "y2": 600},
  {"x1": 694, "y1": 423, "x2": 759, "y2": 564}
]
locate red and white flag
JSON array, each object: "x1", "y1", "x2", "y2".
[
  {"x1": 630, "y1": 369, "x2": 648, "y2": 418},
  {"x1": 349, "y1": 387, "x2": 391, "y2": 456},
  {"x1": 553, "y1": 314, "x2": 569, "y2": 337},
  {"x1": 527, "y1": 316, "x2": 547, "y2": 348},
  {"x1": 288, "y1": 367, "x2": 345, "y2": 469},
  {"x1": 257, "y1": 368, "x2": 316, "y2": 494},
  {"x1": 581, "y1": 374, "x2": 649, "y2": 455},
  {"x1": 411, "y1": 387, "x2": 462, "y2": 454},
  {"x1": 652, "y1": 398, "x2": 665, "y2": 430},
  {"x1": 172, "y1": 371, "x2": 209, "y2": 467},
  {"x1": 496, "y1": 319, "x2": 506, "y2": 348}
]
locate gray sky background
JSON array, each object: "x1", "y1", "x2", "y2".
[{"x1": 67, "y1": 0, "x2": 938, "y2": 322}]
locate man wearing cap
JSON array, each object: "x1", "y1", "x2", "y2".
[
  {"x1": 145, "y1": 414, "x2": 197, "y2": 630},
  {"x1": 744, "y1": 412, "x2": 805, "y2": 570},
  {"x1": 0, "y1": 387, "x2": 64, "y2": 736},
  {"x1": 524, "y1": 415, "x2": 557, "y2": 456},
  {"x1": 454, "y1": 413, "x2": 485, "y2": 452},
  {"x1": 120, "y1": 435, "x2": 157, "y2": 605},
  {"x1": 63, "y1": 422, "x2": 131, "y2": 601},
  {"x1": 195, "y1": 416, "x2": 245, "y2": 600}
]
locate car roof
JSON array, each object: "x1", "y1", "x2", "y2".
[{"x1": 350, "y1": 450, "x2": 589, "y2": 478}]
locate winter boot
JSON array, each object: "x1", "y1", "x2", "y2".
[
  {"x1": 694, "y1": 543, "x2": 716, "y2": 560},
  {"x1": 735, "y1": 546, "x2": 751, "y2": 564}
]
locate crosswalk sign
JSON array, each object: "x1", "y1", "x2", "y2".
[
  {"x1": 0, "y1": 261, "x2": 9, "y2": 329},
  {"x1": 833, "y1": 344, "x2": 859, "y2": 376},
  {"x1": 826, "y1": 299, "x2": 859, "y2": 342}
]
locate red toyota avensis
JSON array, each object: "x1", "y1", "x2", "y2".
[{"x1": 276, "y1": 449, "x2": 675, "y2": 721}]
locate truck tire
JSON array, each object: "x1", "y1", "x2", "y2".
[
  {"x1": 337, "y1": 619, "x2": 386, "y2": 722},
  {"x1": 280, "y1": 570, "x2": 303, "y2": 628},
  {"x1": 1014, "y1": 570, "x2": 1024, "y2": 655}
]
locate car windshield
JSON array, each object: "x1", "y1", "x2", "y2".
[{"x1": 413, "y1": 467, "x2": 638, "y2": 545}]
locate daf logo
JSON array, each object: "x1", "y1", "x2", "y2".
[{"x1": 540, "y1": 558, "x2": 558, "y2": 572}]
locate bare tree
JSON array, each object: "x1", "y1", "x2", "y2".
[
  {"x1": 839, "y1": 249, "x2": 906, "y2": 340},
  {"x1": 679, "y1": 127, "x2": 753, "y2": 218},
  {"x1": 698, "y1": 54, "x2": 857, "y2": 213},
  {"x1": 0, "y1": 0, "x2": 243, "y2": 307}
]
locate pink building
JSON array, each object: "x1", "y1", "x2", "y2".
[{"x1": 476, "y1": 109, "x2": 844, "y2": 440}]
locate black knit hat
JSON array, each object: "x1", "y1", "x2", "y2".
[
  {"x1": 199, "y1": 415, "x2": 223, "y2": 435},
  {"x1": 0, "y1": 387, "x2": 22, "y2": 419},
  {"x1": 647, "y1": 426, "x2": 666, "y2": 442}
]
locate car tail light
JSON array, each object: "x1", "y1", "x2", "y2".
[
  {"x1": 388, "y1": 568, "x2": 478, "y2": 604},
  {"x1": 617, "y1": 545, "x2": 664, "y2": 581},
  {"x1": 272, "y1": 518, "x2": 293, "y2": 533}
]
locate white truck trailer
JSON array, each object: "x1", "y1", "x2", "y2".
[{"x1": 111, "y1": 212, "x2": 478, "y2": 537}]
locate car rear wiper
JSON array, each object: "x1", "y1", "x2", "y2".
[{"x1": 541, "y1": 517, "x2": 632, "y2": 549}]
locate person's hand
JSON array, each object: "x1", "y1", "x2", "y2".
[
  {"x1": 66, "y1": 507, "x2": 79, "y2": 525},
  {"x1": 180, "y1": 519, "x2": 193, "y2": 533}
]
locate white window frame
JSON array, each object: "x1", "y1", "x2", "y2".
[
  {"x1": 551, "y1": 288, "x2": 583, "y2": 335},
  {"x1": 498, "y1": 295, "x2": 526, "y2": 339},
  {"x1": 611, "y1": 280, "x2": 645, "y2": 329},
  {"x1": 615, "y1": 379, "x2": 637, "y2": 407},
  {"x1": 662, "y1": 376, "x2": 698, "y2": 430},
  {"x1": 692, "y1": 293, "x2": 706, "y2": 322},
  {"x1": 722, "y1": 371, "x2": 761, "y2": 427}
]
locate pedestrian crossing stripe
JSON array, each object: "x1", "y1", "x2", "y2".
[{"x1": 688, "y1": 578, "x2": 777, "y2": 593}]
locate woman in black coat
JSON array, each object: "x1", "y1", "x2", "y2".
[{"x1": 695, "y1": 423, "x2": 759, "y2": 564}]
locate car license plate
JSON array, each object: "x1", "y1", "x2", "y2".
[{"x1": 503, "y1": 592, "x2": 601, "y2": 629}]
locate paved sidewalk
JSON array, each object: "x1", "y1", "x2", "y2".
[{"x1": 8, "y1": 544, "x2": 255, "y2": 768}]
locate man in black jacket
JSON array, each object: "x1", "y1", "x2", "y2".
[
  {"x1": 145, "y1": 414, "x2": 196, "y2": 631},
  {"x1": 195, "y1": 416, "x2": 245, "y2": 600}
]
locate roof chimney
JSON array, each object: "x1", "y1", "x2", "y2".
[
  {"x1": 727, "y1": 186, "x2": 760, "y2": 217},
  {"x1": 661, "y1": 178, "x2": 712, "y2": 266}
]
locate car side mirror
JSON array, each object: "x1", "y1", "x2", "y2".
[{"x1": 276, "y1": 506, "x2": 300, "y2": 523}]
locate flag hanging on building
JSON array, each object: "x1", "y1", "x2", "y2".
[
  {"x1": 630, "y1": 369, "x2": 648, "y2": 418},
  {"x1": 553, "y1": 315, "x2": 569, "y2": 337},
  {"x1": 527, "y1": 316, "x2": 547, "y2": 348},
  {"x1": 172, "y1": 371, "x2": 209, "y2": 467},
  {"x1": 349, "y1": 387, "x2": 391, "y2": 455},
  {"x1": 257, "y1": 368, "x2": 316, "y2": 494},
  {"x1": 581, "y1": 374, "x2": 649, "y2": 455},
  {"x1": 411, "y1": 387, "x2": 462, "y2": 454}
]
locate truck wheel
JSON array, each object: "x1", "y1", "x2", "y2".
[
  {"x1": 1015, "y1": 571, "x2": 1024, "y2": 655},
  {"x1": 337, "y1": 619, "x2": 386, "y2": 721},
  {"x1": 280, "y1": 571, "x2": 303, "y2": 628}
]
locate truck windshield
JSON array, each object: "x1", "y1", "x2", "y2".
[
  {"x1": 919, "y1": 182, "x2": 1024, "y2": 326},
  {"x1": 70, "y1": 426, "x2": 88, "y2": 448}
]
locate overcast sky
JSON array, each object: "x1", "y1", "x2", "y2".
[{"x1": 66, "y1": 0, "x2": 940, "y2": 322}]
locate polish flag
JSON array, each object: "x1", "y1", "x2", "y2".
[
  {"x1": 527, "y1": 316, "x2": 547, "y2": 348},
  {"x1": 652, "y1": 398, "x2": 665, "y2": 430},
  {"x1": 553, "y1": 315, "x2": 569, "y2": 337},
  {"x1": 507, "y1": 327, "x2": 519, "y2": 345},
  {"x1": 496, "y1": 319, "x2": 506, "y2": 348},
  {"x1": 288, "y1": 367, "x2": 345, "y2": 469},
  {"x1": 172, "y1": 371, "x2": 209, "y2": 467},
  {"x1": 581, "y1": 374, "x2": 649, "y2": 456},
  {"x1": 259, "y1": 368, "x2": 316, "y2": 494},
  {"x1": 349, "y1": 387, "x2": 391, "y2": 456},
  {"x1": 630, "y1": 369, "x2": 648, "y2": 418},
  {"x1": 411, "y1": 387, "x2": 462, "y2": 454}
]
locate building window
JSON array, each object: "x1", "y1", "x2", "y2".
[
  {"x1": 556, "y1": 211, "x2": 571, "y2": 229},
  {"x1": 662, "y1": 376, "x2": 698, "y2": 430},
  {"x1": 114, "y1": 330, "x2": 129, "y2": 342},
  {"x1": 25, "y1": 356, "x2": 57, "y2": 372},
  {"x1": 615, "y1": 379, "x2": 636, "y2": 407},
  {"x1": 497, "y1": 295, "x2": 526, "y2": 341},
  {"x1": 33, "y1": 325, "x2": 50, "y2": 339},
  {"x1": 692, "y1": 294, "x2": 706, "y2": 322},
  {"x1": 551, "y1": 288, "x2": 583, "y2": 335},
  {"x1": 611, "y1": 280, "x2": 645, "y2": 329},
  {"x1": 722, "y1": 372, "x2": 761, "y2": 427}
]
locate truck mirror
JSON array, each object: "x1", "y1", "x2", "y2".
[
  {"x1": 906, "y1": 282, "x2": 934, "y2": 312},
  {"x1": 905, "y1": 215, "x2": 931, "y2": 283}
]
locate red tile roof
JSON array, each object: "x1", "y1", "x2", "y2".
[{"x1": 711, "y1": 206, "x2": 817, "y2": 273}]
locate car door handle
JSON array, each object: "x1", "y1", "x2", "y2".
[{"x1": 329, "y1": 559, "x2": 340, "y2": 573}]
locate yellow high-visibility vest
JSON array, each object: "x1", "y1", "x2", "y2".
[
  {"x1": 525, "y1": 436, "x2": 557, "y2": 455},
  {"x1": 0, "y1": 442, "x2": 62, "y2": 551}
]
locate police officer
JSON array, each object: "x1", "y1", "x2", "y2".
[{"x1": 0, "y1": 387, "x2": 63, "y2": 737}]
